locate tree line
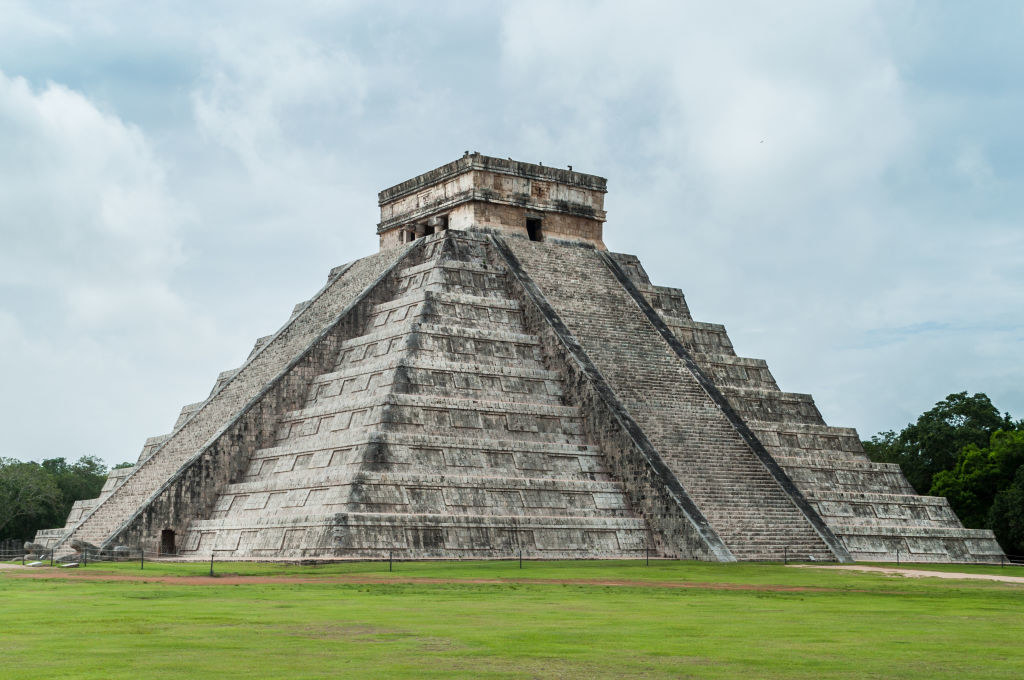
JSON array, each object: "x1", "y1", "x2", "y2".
[
  {"x1": 864, "y1": 392, "x2": 1024, "y2": 555},
  {"x1": 0, "y1": 456, "x2": 131, "y2": 543}
]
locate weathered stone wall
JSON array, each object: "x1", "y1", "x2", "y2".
[
  {"x1": 115, "y1": 245, "x2": 423, "y2": 554},
  {"x1": 490, "y1": 236, "x2": 729, "y2": 560},
  {"x1": 40, "y1": 216, "x2": 1005, "y2": 563},
  {"x1": 452, "y1": 201, "x2": 604, "y2": 247},
  {"x1": 55, "y1": 243, "x2": 417, "y2": 554},
  {"x1": 503, "y1": 236, "x2": 837, "y2": 561},
  {"x1": 377, "y1": 154, "x2": 607, "y2": 250},
  {"x1": 618, "y1": 253, "x2": 1004, "y2": 562},
  {"x1": 175, "y1": 232, "x2": 650, "y2": 559}
]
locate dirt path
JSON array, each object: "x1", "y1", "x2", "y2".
[
  {"x1": 0, "y1": 565, "x2": 843, "y2": 593},
  {"x1": 793, "y1": 564, "x2": 1024, "y2": 584}
]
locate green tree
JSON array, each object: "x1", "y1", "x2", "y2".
[
  {"x1": 0, "y1": 458, "x2": 62, "y2": 540},
  {"x1": 39, "y1": 456, "x2": 108, "y2": 529},
  {"x1": 864, "y1": 392, "x2": 1014, "y2": 493},
  {"x1": 989, "y1": 466, "x2": 1024, "y2": 555},
  {"x1": 930, "y1": 430, "x2": 1024, "y2": 529}
]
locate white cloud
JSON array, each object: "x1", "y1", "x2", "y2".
[
  {"x1": 954, "y1": 143, "x2": 995, "y2": 188},
  {"x1": 502, "y1": 1, "x2": 911, "y2": 211},
  {"x1": 0, "y1": 71, "x2": 186, "y2": 323},
  {"x1": 192, "y1": 31, "x2": 368, "y2": 174},
  {"x1": 0, "y1": 4, "x2": 71, "y2": 40},
  {"x1": 497, "y1": 1, "x2": 1023, "y2": 434},
  {"x1": 0, "y1": 70, "x2": 235, "y2": 464},
  {"x1": 0, "y1": 0, "x2": 1021, "y2": 467}
]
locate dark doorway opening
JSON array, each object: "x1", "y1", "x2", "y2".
[
  {"x1": 526, "y1": 218, "x2": 543, "y2": 242},
  {"x1": 423, "y1": 224, "x2": 435, "y2": 236},
  {"x1": 160, "y1": 529, "x2": 176, "y2": 555}
]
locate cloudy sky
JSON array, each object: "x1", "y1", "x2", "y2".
[{"x1": 1, "y1": 1, "x2": 1021, "y2": 467}]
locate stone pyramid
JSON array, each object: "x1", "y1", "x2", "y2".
[{"x1": 38, "y1": 154, "x2": 1004, "y2": 563}]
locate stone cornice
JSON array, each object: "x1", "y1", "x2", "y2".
[
  {"x1": 376, "y1": 189, "x2": 607, "y2": 234},
  {"x1": 378, "y1": 153, "x2": 607, "y2": 206}
]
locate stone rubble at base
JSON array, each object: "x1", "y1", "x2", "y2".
[{"x1": 33, "y1": 155, "x2": 1003, "y2": 564}]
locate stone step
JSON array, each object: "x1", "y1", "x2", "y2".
[
  {"x1": 211, "y1": 472, "x2": 635, "y2": 520},
  {"x1": 376, "y1": 394, "x2": 586, "y2": 443},
  {"x1": 748, "y1": 421, "x2": 864, "y2": 455},
  {"x1": 701, "y1": 514, "x2": 817, "y2": 527},
  {"x1": 390, "y1": 368, "x2": 564, "y2": 405},
  {"x1": 243, "y1": 433, "x2": 616, "y2": 486},
  {"x1": 366, "y1": 290, "x2": 523, "y2": 333},
  {"x1": 394, "y1": 260, "x2": 511, "y2": 299},
  {"x1": 730, "y1": 550, "x2": 835, "y2": 562},
  {"x1": 136, "y1": 434, "x2": 171, "y2": 464},
  {"x1": 688, "y1": 354, "x2": 779, "y2": 390},
  {"x1": 720, "y1": 385, "x2": 823, "y2": 427},
  {"x1": 334, "y1": 321, "x2": 545, "y2": 368},
  {"x1": 209, "y1": 368, "x2": 241, "y2": 397},
  {"x1": 269, "y1": 390, "x2": 591, "y2": 457},
  {"x1": 634, "y1": 282, "x2": 691, "y2": 318},
  {"x1": 173, "y1": 399, "x2": 207, "y2": 430},
  {"x1": 374, "y1": 290, "x2": 521, "y2": 316},
  {"x1": 408, "y1": 322, "x2": 539, "y2": 346},
  {"x1": 395, "y1": 258, "x2": 504, "y2": 281},
  {"x1": 772, "y1": 451, "x2": 874, "y2": 466},
  {"x1": 181, "y1": 513, "x2": 652, "y2": 535},
  {"x1": 279, "y1": 392, "x2": 582, "y2": 426},
  {"x1": 223, "y1": 470, "x2": 630, "y2": 497},
  {"x1": 778, "y1": 459, "x2": 917, "y2": 495},
  {"x1": 835, "y1": 525, "x2": 1004, "y2": 562},
  {"x1": 61, "y1": 243, "x2": 419, "y2": 550},
  {"x1": 179, "y1": 512, "x2": 651, "y2": 558},
  {"x1": 305, "y1": 357, "x2": 565, "y2": 407},
  {"x1": 251, "y1": 430, "x2": 603, "y2": 459},
  {"x1": 815, "y1": 491, "x2": 963, "y2": 525},
  {"x1": 314, "y1": 356, "x2": 560, "y2": 385},
  {"x1": 810, "y1": 490, "x2": 951, "y2": 505},
  {"x1": 658, "y1": 315, "x2": 735, "y2": 356},
  {"x1": 833, "y1": 524, "x2": 999, "y2": 540}
]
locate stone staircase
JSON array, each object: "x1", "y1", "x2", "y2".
[
  {"x1": 39, "y1": 228, "x2": 1002, "y2": 563},
  {"x1": 623, "y1": 253, "x2": 1003, "y2": 563},
  {"x1": 177, "y1": 232, "x2": 651, "y2": 559},
  {"x1": 507, "y1": 238, "x2": 836, "y2": 561},
  {"x1": 49, "y1": 245, "x2": 411, "y2": 555}
]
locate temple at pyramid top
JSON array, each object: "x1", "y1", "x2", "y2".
[{"x1": 377, "y1": 152, "x2": 608, "y2": 251}]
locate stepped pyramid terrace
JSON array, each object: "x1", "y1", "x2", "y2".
[{"x1": 36, "y1": 153, "x2": 1004, "y2": 563}]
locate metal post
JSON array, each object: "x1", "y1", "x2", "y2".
[
  {"x1": 896, "y1": 548, "x2": 900, "y2": 567},
  {"x1": 784, "y1": 546, "x2": 788, "y2": 565},
  {"x1": 519, "y1": 548, "x2": 522, "y2": 569},
  {"x1": 209, "y1": 553, "x2": 214, "y2": 577},
  {"x1": 646, "y1": 544, "x2": 649, "y2": 567},
  {"x1": 389, "y1": 551, "x2": 392, "y2": 572},
  {"x1": 1000, "y1": 555, "x2": 1004, "y2": 568},
  {"x1": 140, "y1": 549, "x2": 144, "y2": 570},
  {"x1": 50, "y1": 550, "x2": 53, "y2": 568},
  {"x1": 83, "y1": 550, "x2": 87, "y2": 567}
]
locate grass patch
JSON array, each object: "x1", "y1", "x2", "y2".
[{"x1": 1, "y1": 561, "x2": 1021, "y2": 679}]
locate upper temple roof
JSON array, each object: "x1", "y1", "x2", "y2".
[
  {"x1": 376, "y1": 152, "x2": 608, "y2": 251},
  {"x1": 377, "y1": 152, "x2": 607, "y2": 205}
]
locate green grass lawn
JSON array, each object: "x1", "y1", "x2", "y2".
[{"x1": 1, "y1": 560, "x2": 1022, "y2": 679}]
